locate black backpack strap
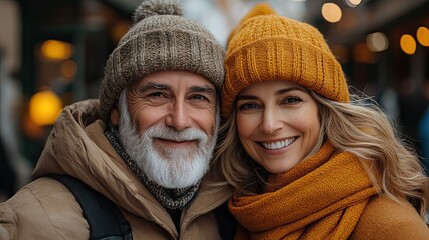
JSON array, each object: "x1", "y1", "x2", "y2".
[
  {"x1": 48, "y1": 174, "x2": 133, "y2": 240},
  {"x1": 214, "y1": 201, "x2": 237, "y2": 240}
]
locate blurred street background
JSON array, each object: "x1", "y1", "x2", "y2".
[{"x1": 1, "y1": 0, "x2": 429, "y2": 200}]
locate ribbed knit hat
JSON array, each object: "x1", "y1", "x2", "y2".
[
  {"x1": 99, "y1": 0, "x2": 225, "y2": 121},
  {"x1": 221, "y1": 3, "x2": 349, "y2": 117}
]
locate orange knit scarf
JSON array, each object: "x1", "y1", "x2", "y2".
[{"x1": 229, "y1": 142, "x2": 378, "y2": 239}]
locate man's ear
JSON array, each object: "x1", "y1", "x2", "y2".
[{"x1": 110, "y1": 104, "x2": 120, "y2": 126}]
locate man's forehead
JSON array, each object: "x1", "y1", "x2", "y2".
[
  {"x1": 138, "y1": 81, "x2": 216, "y2": 94},
  {"x1": 143, "y1": 71, "x2": 212, "y2": 83},
  {"x1": 136, "y1": 72, "x2": 216, "y2": 93}
]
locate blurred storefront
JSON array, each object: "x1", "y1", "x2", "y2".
[{"x1": 304, "y1": 0, "x2": 429, "y2": 165}]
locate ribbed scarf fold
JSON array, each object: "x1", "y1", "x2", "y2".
[
  {"x1": 105, "y1": 123, "x2": 199, "y2": 210},
  {"x1": 229, "y1": 142, "x2": 378, "y2": 240}
]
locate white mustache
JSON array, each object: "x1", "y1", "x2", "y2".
[{"x1": 148, "y1": 125, "x2": 208, "y2": 143}]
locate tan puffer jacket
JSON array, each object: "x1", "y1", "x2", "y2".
[{"x1": 0, "y1": 99, "x2": 233, "y2": 240}]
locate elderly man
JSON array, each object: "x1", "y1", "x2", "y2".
[{"x1": 0, "y1": 0, "x2": 235, "y2": 239}]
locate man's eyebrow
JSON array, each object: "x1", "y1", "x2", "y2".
[
  {"x1": 190, "y1": 86, "x2": 215, "y2": 95},
  {"x1": 138, "y1": 82, "x2": 215, "y2": 95},
  {"x1": 139, "y1": 82, "x2": 169, "y2": 92}
]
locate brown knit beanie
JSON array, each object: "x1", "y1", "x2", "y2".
[
  {"x1": 221, "y1": 3, "x2": 349, "y2": 117},
  {"x1": 99, "y1": 0, "x2": 225, "y2": 121}
]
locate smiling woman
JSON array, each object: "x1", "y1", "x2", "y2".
[
  {"x1": 214, "y1": 2, "x2": 429, "y2": 240},
  {"x1": 235, "y1": 80, "x2": 320, "y2": 174}
]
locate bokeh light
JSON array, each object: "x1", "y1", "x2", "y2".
[
  {"x1": 416, "y1": 26, "x2": 429, "y2": 47},
  {"x1": 400, "y1": 34, "x2": 417, "y2": 55},
  {"x1": 344, "y1": 0, "x2": 362, "y2": 8},
  {"x1": 367, "y1": 32, "x2": 389, "y2": 52},
  {"x1": 29, "y1": 89, "x2": 63, "y2": 126},
  {"x1": 321, "y1": 3, "x2": 342, "y2": 23},
  {"x1": 61, "y1": 59, "x2": 78, "y2": 79},
  {"x1": 111, "y1": 20, "x2": 131, "y2": 43},
  {"x1": 40, "y1": 40, "x2": 73, "y2": 61}
]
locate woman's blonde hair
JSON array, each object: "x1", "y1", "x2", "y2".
[{"x1": 213, "y1": 90, "x2": 429, "y2": 218}]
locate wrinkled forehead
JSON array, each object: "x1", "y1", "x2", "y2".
[{"x1": 132, "y1": 70, "x2": 216, "y2": 93}]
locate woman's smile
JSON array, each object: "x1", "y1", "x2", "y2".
[{"x1": 260, "y1": 137, "x2": 298, "y2": 150}]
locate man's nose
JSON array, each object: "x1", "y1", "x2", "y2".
[{"x1": 166, "y1": 99, "x2": 191, "y2": 131}]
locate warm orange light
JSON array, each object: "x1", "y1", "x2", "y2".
[
  {"x1": 400, "y1": 34, "x2": 416, "y2": 55},
  {"x1": 353, "y1": 43, "x2": 376, "y2": 63},
  {"x1": 417, "y1": 27, "x2": 429, "y2": 47},
  {"x1": 321, "y1": 3, "x2": 342, "y2": 23},
  {"x1": 61, "y1": 59, "x2": 77, "y2": 79},
  {"x1": 22, "y1": 110, "x2": 44, "y2": 140},
  {"x1": 112, "y1": 21, "x2": 131, "y2": 43},
  {"x1": 29, "y1": 90, "x2": 63, "y2": 126},
  {"x1": 40, "y1": 40, "x2": 73, "y2": 60}
]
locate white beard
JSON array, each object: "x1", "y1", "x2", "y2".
[{"x1": 117, "y1": 91, "x2": 217, "y2": 189}]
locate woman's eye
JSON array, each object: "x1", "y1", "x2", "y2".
[
  {"x1": 282, "y1": 96, "x2": 302, "y2": 104},
  {"x1": 238, "y1": 103, "x2": 260, "y2": 111}
]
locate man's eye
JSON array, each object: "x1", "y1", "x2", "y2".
[
  {"x1": 145, "y1": 92, "x2": 170, "y2": 104},
  {"x1": 190, "y1": 94, "x2": 208, "y2": 101},
  {"x1": 147, "y1": 92, "x2": 165, "y2": 98}
]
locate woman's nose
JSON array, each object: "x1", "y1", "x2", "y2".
[{"x1": 260, "y1": 108, "x2": 282, "y2": 134}]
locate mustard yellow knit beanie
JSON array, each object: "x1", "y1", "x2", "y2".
[{"x1": 221, "y1": 3, "x2": 349, "y2": 117}]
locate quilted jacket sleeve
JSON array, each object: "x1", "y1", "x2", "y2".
[
  {"x1": 0, "y1": 201, "x2": 16, "y2": 240},
  {"x1": 0, "y1": 178, "x2": 90, "y2": 240}
]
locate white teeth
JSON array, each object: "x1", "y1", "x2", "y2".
[{"x1": 262, "y1": 138, "x2": 296, "y2": 150}]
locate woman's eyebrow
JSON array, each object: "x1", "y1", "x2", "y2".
[
  {"x1": 236, "y1": 95, "x2": 258, "y2": 101},
  {"x1": 276, "y1": 87, "x2": 306, "y2": 95},
  {"x1": 237, "y1": 87, "x2": 306, "y2": 101}
]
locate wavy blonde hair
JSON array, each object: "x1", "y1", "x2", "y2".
[{"x1": 213, "y1": 90, "x2": 429, "y2": 218}]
